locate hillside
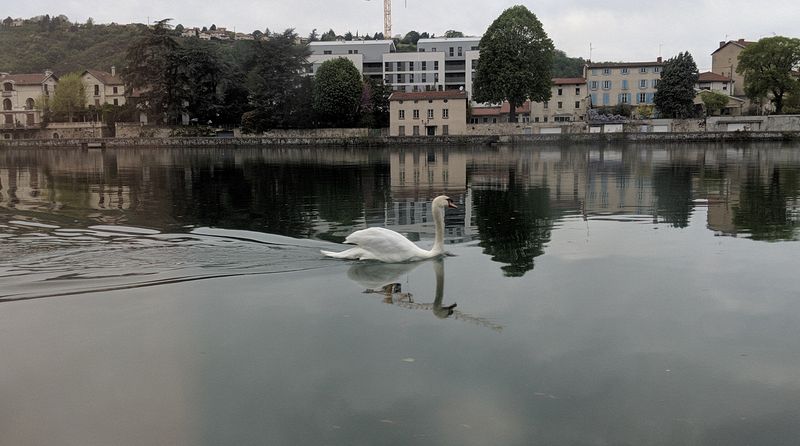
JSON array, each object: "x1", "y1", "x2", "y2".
[{"x1": 0, "y1": 18, "x2": 586, "y2": 78}]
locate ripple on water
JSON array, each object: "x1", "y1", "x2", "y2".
[{"x1": 0, "y1": 220, "x2": 340, "y2": 302}]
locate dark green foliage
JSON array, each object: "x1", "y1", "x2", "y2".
[
  {"x1": 552, "y1": 50, "x2": 585, "y2": 78},
  {"x1": 473, "y1": 5, "x2": 555, "y2": 122},
  {"x1": 444, "y1": 30, "x2": 464, "y2": 38},
  {"x1": 699, "y1": 90, "x2": 730, "y2": 116},
  {"x1": 359, "y1": 78, "x2": 392, "y2": 128},
  {"x1": 654, "y1": 52, "x2": 699, "y2": 118},
  {"x1": 312, "y1": 58, "x2": 363, "y2": 127},
  {"x1": 737, "y1": 36, "x2": 800, "y2": 114}
]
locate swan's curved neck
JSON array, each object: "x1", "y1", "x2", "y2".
[{"x1": 431, "y1": 205, "x2": 445, "y2": 254}]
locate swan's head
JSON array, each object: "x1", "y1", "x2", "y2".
[{"x1": 433, "y1": 195, "x2": 457, "y2": 209}]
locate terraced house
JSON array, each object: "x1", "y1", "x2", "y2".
[{"x1": 584, "y1": 58, "x2": 664, "y2": 109}]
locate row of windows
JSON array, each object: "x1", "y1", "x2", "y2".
[
  {"x1": 2, "y1": 98, "x2": 36, "y2": 110},
  {"x1": 418, "y1": 45, "x2": 479, "y2": 56},
  {"x1": 590, "y1": 92, "x2": 655, "y2": 105},
  {"x1": 470, "y1": 115, "x2": 575, "y2": 124},
  {"x1": 540, "y1": 101, "x2": 582, "y2": 110},
  {"x1": 384, "y1": 61, "x2": 440, "y2": 72},
  {"x1": 556, "y1": 87, "x2": 581, "y2": 96},
  {"x1": 590, "y1": 66, "x2": 661, "y2": 75},
  {"x1": 386, "y1": 73, "x2": 440, "y2": 84},
  {"x1": 397, "y1": 125, "x2": 450, "y2": 136},
  {"x1": 398, "y1": 109, "x2": 450, "y2": 120},
  {"x1": 589, "y1": 79, "x2": 660, "y2": 90}
]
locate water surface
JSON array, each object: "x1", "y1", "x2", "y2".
[{"x1": 1, "y1": 144, "x2": 799, "y2": 445}]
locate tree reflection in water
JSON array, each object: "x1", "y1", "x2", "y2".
[
  {"x1": 472, "y1": 185, "x2": 554, "y2": 277},
  {"x1": 733, "y1": 167, "x2": 800, "y2": 240}
]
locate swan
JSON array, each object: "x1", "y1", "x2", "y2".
[{"x1": 321, "y1": 195, "x2": 457, "y2": 263}]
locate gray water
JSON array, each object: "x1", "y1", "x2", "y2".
[{"x1": 1, "y1": 144, "x2": 799, "y2": 445}]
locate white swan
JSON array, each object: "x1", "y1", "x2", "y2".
[{"x1": 321, "y1": 195, "x2": 457, "y2": 263}]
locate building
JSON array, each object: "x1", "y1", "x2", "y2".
[
  {"x1": 308, "y1": 40, "x2": 396, "y2": 82},
  {"x1": 414, "y1": 37, "x2": 481, "y2": 96},
  {"x1": 470, "y1": 77, "x2": 588, "y2": 124},
  {"x1": 1, "y1": 70, "x2": 58, "y2": 134},
  {"x1": 382, "y1": 51, "x2": 445, "y2": 93},
  {"x1": 584, "y1": 58, "x2": 664, "y2": 108},
  {"x1": 695, "y1": 71, "x2": 743, "y2": 115},
  {"x1": 711, "y1": 39, "x2": 754, "y2": 98},
  {"x1": 389, "y1": 90, "x2": 467, "y2": 136},
  {"x1": 80, "y1": 68, "x2": 126, "y2": 107}
]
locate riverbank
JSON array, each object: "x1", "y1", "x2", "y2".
[{"x1": 2, "y1": 131, "x2": 800, "y2": 149}]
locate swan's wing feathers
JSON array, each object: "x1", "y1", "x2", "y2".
[{"x1": 344, "y1": 227, "x2": 421, "y2": 256}]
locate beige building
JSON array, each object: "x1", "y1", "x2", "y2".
[
  {"x1": 470, "y1": 77, "x2": 588, "y2": 124},
  {"x1": 711, "y1": 39, "x2": 753, "y2": 98},
  {"x1": 695, "y1": 72, "x2": 744, "y2": 115},
  {"x1": 1, "y1": 70, "x2": 58, "y2": 133},
  {"x1": 584, "y1": 59, "x2": 664, "y2": 108},
  {"x1": 389, "y1": 90, "x2": 467, "y2": 136},
  {"x1": 81, "y1": 68, "x2": 126, "y2": 107}
]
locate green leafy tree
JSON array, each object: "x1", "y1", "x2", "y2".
[
  {"x1": 312, "y1": 57, "x2": 363, "y2": 127},
  {"x1": 242, "y1": 29, "x2": 311, "y2": 131},
  {"x1": 654, "y1": 51, "x2": 699, "y2": 118},
  {"x1": 699, "y1": 90, "x2": 730, "y2": 116},
  {"x1": 50, "y1": 72, "x2": 86, "y2": 122},
  {"x1": 443, "y1": 30, "x2": 464, "y2": 38},
  {"x1": 402, "y1": 30, "x2": 421, "y2": 45},
  {"x1": 473, "y1": 5, "x2": 554, "y2": 122},
  {"x1": 737, "y1": 36, "x2": 800, "y2": 114},
  {"x1": 320, "y1": 29, "x2": 337, "y2": 41}
]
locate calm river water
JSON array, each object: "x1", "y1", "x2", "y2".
[{"x1": 1, "y1": 143, "x2": 799, "y2": 445}]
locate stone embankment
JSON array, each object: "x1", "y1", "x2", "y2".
[{"x1": 2, "y1": 131, "x2": 800, "y2": 149}]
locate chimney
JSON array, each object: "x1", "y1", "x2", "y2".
[
  {"x1": 720, "y1": 41, "x2": 726, "y2": 48},
  {"x1": 738, "y1": 38, "x2": 745, "y2": 44},
  {"x1": 44, "y1": 69, "x2": 53, "y2": 77},
  {"x1": 111, "y1": 66, "x2": 116, "y2": 77},
  {"x1": 657, "y1": 56, "x2": 662, "y2": 63}
]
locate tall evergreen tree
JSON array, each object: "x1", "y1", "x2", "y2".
[
  {"x1": 654, "y1": 52, "x2": 699, "y2": 118},
  {"x1": 473, "y1": 5, "x2": 554, "y2": 122}
]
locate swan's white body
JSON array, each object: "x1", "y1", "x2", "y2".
[{"x1": 321, "y1": 195, "x2": 456, "y2": 263}]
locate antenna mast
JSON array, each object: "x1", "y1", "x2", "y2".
[{"x1": 384, "y1": 0, "x2": 391, "y2": 38}]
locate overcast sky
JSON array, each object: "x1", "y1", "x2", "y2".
[{"x1": 9, "y1": 0, "x2": 799, "y2": 71}]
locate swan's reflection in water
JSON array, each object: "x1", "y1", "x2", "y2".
[{"x1": 347, "y1": 259, "x2": 502, "y2": 331}]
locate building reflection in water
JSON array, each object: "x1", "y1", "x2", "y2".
[{"x1": 2, "y1": 145, "x2": 799, "y2": 275}]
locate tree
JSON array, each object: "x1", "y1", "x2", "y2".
[
  {"x1": 209, "y1": 24, "x2": 216, "y2": 31},
  {"x1": 402, "y1": 30, "x2": 421, "y2": 45},
  {"x1": 320, "y1": 29, "x2": 337, "y2": 41},
  {"x1": 699, "y1": 90, "x2": 730, "y2": 116},
  {"x1": 444, "y1": 30, "x2": 464, "y2": 38},
  {"x1": 737, "y1": 36, "x2": 800, "y2": 114},
  {"x1": 654, "y1": 51, "x2": 698, "y2": 118},
  {"x1": 243, "y1": 29, "x2": 311, "y2": 131},
  {"x1": 313, "y1": 57, "x2": 363, "y2": 127},
  {"x1": 174, "y1": 24, "x2": 184, "y2": 33},
  {"x1": 3, "y1": 17, "x2": 13, "y2": 27},
  {"x1": 473, "y1": 5, "x2": 554, "y2": 123},
  {"x1": 308, "y1": 28, "x2": 319, "y2": 42},
  {"x1": 50, "y1": 72, "x2": 86, "y2": 122}
]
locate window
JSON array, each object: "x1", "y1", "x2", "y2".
[
  {"x1": 397, "y1": 74, "x2": 403, "y2": 83},
  {"x1": 432, "y1": 47, "x2": 436, "y2": 52},
  {"x1": 323, "y1": 50, "x2": 332, "y2": 55},
  {"x1": 534, "y1": 117, "x2": 540, "y2": 122},
  {"x1": 399, "y1": 110, "x2": 405, "y2": 120},
  {"x1": 622, "y1": 80, "x2": 628, "y2": 90},
  {"x1": 427, "y1": 109, "x2": 434, "y2": 119},
  {"x1": 434, "y1": 61, "x2": 439, "y2": 70},
  {"x1": 421, "y1": 73, "x2": 427, "y2": 82},
  {"x1": 602, "y1": 93, "x2": 610, "y2": 105},
  {"x1": 557, "y1": 101, "x2": 563, "y2": 109},
  {"x1": 413, "y1": 109, "x2": 420, "y2": 119},
  {"x1": 557, "y1": 88, "x2": 563, "y2": 96},
  {"x1": 621, "y1": 68, "x2": 629, "y2": 74},
  {"x1": 347, "y1": 50, "x2": 353, "y2": 54},
  {"x1": 591, "y1": 69, "x2": 599, "y2": 76},
  {"x1": 419, "y1": 48, "x2": 425, "y2": 52},
  {"x1": 113, "y1": 86, "x2": 118, "y2": 94},
  {"x1": 421, "y1": 61, "x2": 427, "y2": 70},
  {"x1": 385, "y1": 62, "x2": 391, "y2": 71},
  {"x1": 654, "y1": 67, "x2": 661, "y2": 73},
  {"x1": 409, "y1": 62, "x2": 414, "y2": 71},
  {"x1": 639, "y1": 79, "x2": 648, "y2": 89},
  {"x1": 543, "y1": 117, "x2": 548, "y2": 122},
  {"x1": 638, "y1": 93, "x2": 647, "y2": 103},
  {"x1": 602, "y1": 80, "x2": 612, "y2": 89},
  {"x1": 575, "y1": 87, "x2": 581, "y2": 95},
  {"x1": 413, "y1": 125, "x2": 420, "y2": 135},
  {"x1": 652, "y1": 79, "x2": 660, "y2": 88},
  {"x1": 94, "y1": 85, "x2": 100, "y2": 96},
  {"x1": 471, "y1": 46, "x2": 479, "y2": 50},
  {"x1": 442, "y1": 125, "x2": 449, "y2": 135},
  {"x1": 442, "y1": 108, "x2": 449, "y2": 119},
  {"x1": 2, "y1": 99, "x2": 11, "y2": 110},
  {"x1": 543, "y1": 101, "x2": 549, "y2": 109},
  {"x1": 398, "y1": 125, "x2": 405, "y2": 136},
  {"x1": 25, "y1": 98, "x2": 35, "y2": 110},
  {"x1": 434, "y1": 73, "x2": 439, "y2": 82},
  {"x1": 113, "y1": 99, "x2": 119, "y2": 105},
  {"x1": 603, "y1": 68, "x2": 611, "y2": 75},
  {"x1": 457, "y1": 46, "x2": 462, "y2": 56},
  {"x1": 353, "y1": 50, "x2": 358, "y2": 54},
  {"x1": 575, "y1": 101, "x2": 580, "y2": 109},
  {"x1": 620, "y1": 93, "x2": 630, "y2": 103},
  {"x1": 640, "y1": 67, "x2": 648, "y2": 73},
  {"x1": 449, "y1": 47, "x2": 454, "y2": 57},
  {"x1": 2, "y1": 82, "x2": 12, "y2": 92},
  {"x1": 590, "y1": 81, "x2": 598, "y2": 90}
]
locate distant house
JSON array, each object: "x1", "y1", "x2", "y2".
[
  {"x1": 584, "y1": 58, "x2": 664, "y2": 108},
  {"x1": 389, "y1": 90, "x2": 468, "y2": 136},
  {"x1": 1, "y1": 70, "x2": 58, "y2": 134},
  {"x1": 80, "y1": 67, "x2": 126, "y2": 107},
  {"x1": 471, "y1": 77, "x2": 588, "y2": 124},
  {"x1": 711, "y1": 39, "x2": 754, "y2": 98},
  {"x1": 694, "y1": 72, "x2": 744, "y2": 115}
]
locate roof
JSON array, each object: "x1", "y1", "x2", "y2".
[
  {"x1": 417, "y1": 37, "x2": 481, "y2": 44},
  {"x1": 0, "y1": 72, "x2": 57, "y2": 85},
  {"x1": 711, "y1": 39, "x2": 755, "y2": 55},
  {"x1": 389, "y1": 90, "x2": 468, "y2": 101},
  {"x1": 587, "y1": 60, "x2": 664, "y2": 69},
  {"x1": 500, "y1": 101, "x2": 531, "y2": 114},
  {"x1": 472, "y1": 100, "x2": 531, "y2": 116},
  {"x1": 553, "y1": 77, "x2": 586, "y2": 85},
  {"x1": 471, "y1": 106, "x2": 502, "y2": 117},
  {"x1": 309, "y1": 40, "x2": 395, "y2": 46},
  {"x1": 698, "y1": 72, "x2": 732, "y2": 82},
  {"x1": 83, "y1": 69, "x2": 124, "y2": 85}
]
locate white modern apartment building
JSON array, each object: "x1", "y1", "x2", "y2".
[{"x1": 307, "y1": 40, "x2": 395, "y2": 82}]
